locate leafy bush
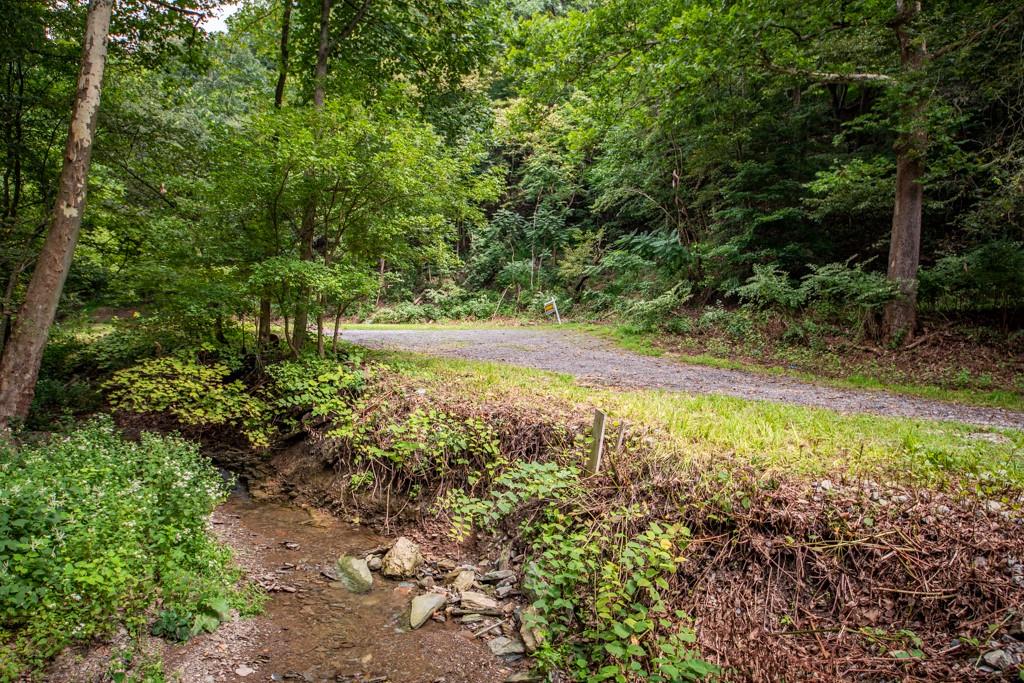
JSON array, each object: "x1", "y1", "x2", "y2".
[
  {"x1": 265, "y1": 356, "x2": 365, "y2": 430},
  {"x1": 369, "y1": 302, "x2": 432, "y2": 323},
  {"x1": 30, "y1": 322, "x2": 164, "y2": 428},
  {"x1": 697, "y1": 306, "x2": 752, "y2": 339},
  {"x1": 733, "y1": 265, "x2": 805, "y2": 311},
  {"x1": 0, "y1": 419, "x2": 251, "y2": 677},
  {"x1": 799, "y1": 262, "x2": 896, "y2": 322},
  {"x1": 369, "y1": 288, "x2": 498, "y2": 323},
  {"x1": 105, "y1": 355, "x2": 271, "y2": 447},
  {"x1": 920, "y1": 241, "x2": 1024, "y2": 314},
  {"x1": 621, "y1": 284, "x2": 692, "y2": 333},
  {"x1": 734, "y1": 262, "x2": 896, "y2": 335},
  {"x1": 442, "y1": 461, "x2": 718, "y2": 682}
]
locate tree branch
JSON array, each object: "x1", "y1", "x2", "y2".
[
  {"x1": 931, "y1": 4, "x2": 1024, "y2": 60},
  {"x1": 763, "y1": 59, "x2": 894, "y2": 84},
  {"x1": 146, "y1": 0, "x2": 206, "y2": 18}
]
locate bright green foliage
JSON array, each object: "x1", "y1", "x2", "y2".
[
  {"x1": 104, "y1": 355, "x2": 272, "y2": 447},
  {"x1": 475, "y1": 0, "x2": 1024, "y2": 328},
  {"x1": 443, "y1": 461, "x2": 718, "y2": 681},
  {"x1": 735, "y1": 261, "x2": 897, "y2": 332},
  {"x1": 0, "y1": 419, "x2": 250, "y2": 678},
  {"x1": 333, "y1": 403, "x2": 504, "y2": 491}
]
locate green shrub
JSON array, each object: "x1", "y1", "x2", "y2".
[
  {"x1": 697, "y1": 306, "x2": 751, "y2": 339},
  {"x1": 799, "y1": 262, "x2": 896, "y2": 323},
  {"x1": 368, "y1": 302, "x2": 430, "y2": 323},
  {"x1": 0, "y1": 419, "x2": 250, "y2": 677},
  {"x1": 104, "y1": 355, "x2": 271, "y2": 447},
  {"x1": 442, "y1": 462, "x2": 718, "y2": 682},
  {"x1": 920, "y1": 241, "x2": 1024, "y2": 314},
  {"x1": 734, "y1": 262, "x2": 895, "y2": 336},
  {"x1": 621, "y1": 284, "x2": 692, "y2": 333},
  {"x1": 733, "y1": 265, "x2": 805, "y2": 311}
]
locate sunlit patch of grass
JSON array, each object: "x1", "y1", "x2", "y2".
[
  {"x1": 339, "y1": 319, "x2": 533, "y2": 331},
  {"x1": 371, "y1": 348, "x2": 1024, "y2": 492}
]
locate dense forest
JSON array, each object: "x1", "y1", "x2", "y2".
[
  {"x1": 3, "y1": 0, "x2": 1024, "y2": 421},
  {"x1": 1, "y1": 1, "x2": 1023, "y2": 681}
]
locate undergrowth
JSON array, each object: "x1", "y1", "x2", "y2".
[
  {"x1": 27, "y1": 323, "x2": 1024, "y2": 681},
  {"x1": 0, "y1": 419, "x2": 261, "y2": 680}
]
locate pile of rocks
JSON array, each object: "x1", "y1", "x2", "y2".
[
  {"x1": 976, "y1": 614, "x2": 1024, "y2": 674},
  {"x1": 333, "y1": 537, "x2": 542, "y2": 670}
]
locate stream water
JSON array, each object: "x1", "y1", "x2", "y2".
[{"x1": 161, "y1": 489, "x2": 518, "y2": 683}]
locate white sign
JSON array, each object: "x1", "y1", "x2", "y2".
[{"x1": 543, "y1": 297, "x2": 562, "y2": 324}]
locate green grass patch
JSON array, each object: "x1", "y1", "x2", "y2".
[{"x1": 374, "y1": 349, "x2": 1024, "y2": 492}]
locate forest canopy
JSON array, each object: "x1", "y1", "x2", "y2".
[{"x1": 1, "y1": 0, "x2": 1023, "y2": 423}]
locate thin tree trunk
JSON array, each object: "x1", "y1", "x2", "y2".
[
  {"x1": 312, "y1": 0, "x2": 331, "y2": 109},
  {"x1": 260, "y1": 0, "x2": 293, "y2": 346},
  {"x1": 316, "y1": 309, "x2": 325, "y2": 357},
  {"x1": 290, "y1": 0, "x2": 332, "y2": 354},
  {"x1": 290, "y1": 201, "x2": 316, "y2": 353},
  {"x1": 882, "y1": 0, "x2": 927, "y2": 344},
  {"x1": 257, "y1": 294, "x2": 272, "y2": 345},
  {"x1": 331, "y1": 304, "x2": 343, "y2": 353},
  {"x1": 274, "y1": 0, "x2": 292, "y2": 108},
  {"x1": 0, "y1": 265, "x2": 25, "y2": 360},
  {"x1": 0, "y1": 0, "x2": 113, "y2": 428}
]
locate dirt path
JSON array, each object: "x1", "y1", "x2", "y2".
[{"x1": 340, "y1": 327, "x2": 1024, "y2": 430}]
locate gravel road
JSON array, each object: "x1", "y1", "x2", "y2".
[{"x1": 340, "y1": 327, "x2": 1024, "y2": 430}]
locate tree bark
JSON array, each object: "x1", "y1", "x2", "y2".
[
  {"x1": 273, "y1": 0, "x2": 292, "y2": 109},
  {"x1": 882, "y1": 0, "x2": 927, "y2": 343},
  {"x1": 257, "y1": 293, "x2": 272, "y2": 345},
  {"x1": 260, "y1": 0, "x2": 293, "y2": 347},
  {"x1": 290, "y1": 200, "x2": 316, "y2": 353},
  {"x1": 316, "y1": 307, "x2": 325, "y2": 357},
  {"x1": 331, "y1": 304, "x2": 343, "y2": 353},
  {"x1": 290, "y1": 0, "x2": 332, "y2": 354},
  {"x1": 0, "y1": 0, "x2": 113, "y2": 428}
]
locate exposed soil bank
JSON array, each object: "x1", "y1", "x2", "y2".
[{"x1": 338, "y1": 327, "x2": 1024, "y2": 430}]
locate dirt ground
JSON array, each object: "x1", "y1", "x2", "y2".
[{"x1": 338, "y1": 327, "x2": 1024, "y2": 430}]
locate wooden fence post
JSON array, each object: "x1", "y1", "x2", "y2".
[{"x1": 587, "y1": 409, "x2": 607, "y2": 475}]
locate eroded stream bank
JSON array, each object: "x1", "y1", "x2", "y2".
[{"x1": 160, "y1": 489, "x2": 527, "y2": 683}]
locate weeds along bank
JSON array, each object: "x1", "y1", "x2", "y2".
[
  {"x1": 15, "y1": 321, "x2": 1024, "y2": 681},
  {"x1": 0, "y1": 421, "x2": 263, "y2": 680}
]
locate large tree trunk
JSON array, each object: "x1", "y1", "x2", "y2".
[
  {"x1": 883, "y1": 134, "x2": 925, "y2": 341},
  {"x1": 0, "y1": 0, "x2": 113, "y2": 429},
  {"x1": 882, "y1": 0, "x2": 927, "y2": 343}
]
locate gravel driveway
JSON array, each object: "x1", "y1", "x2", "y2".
[{"x1": 340, "y1": 327, "x2": 1024, "y2": 430}]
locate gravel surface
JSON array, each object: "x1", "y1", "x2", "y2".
[{"x1": 341, "y1": 327, "x2": 1024, "y2": 430}]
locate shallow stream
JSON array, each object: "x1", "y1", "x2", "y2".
[{"x1": 162, "y1": 489, "x2": 516, "y2": 683}]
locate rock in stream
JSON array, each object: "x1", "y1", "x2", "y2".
[
  {"x1": 381, "y1": 537, "x2": 424, "y2": 578},
  {"x1": 409, "y1": 593, "x2": 448, "y2": 629},
  {"x1": 336, "y1": 556, "x2": 373, "y2": 593}
]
